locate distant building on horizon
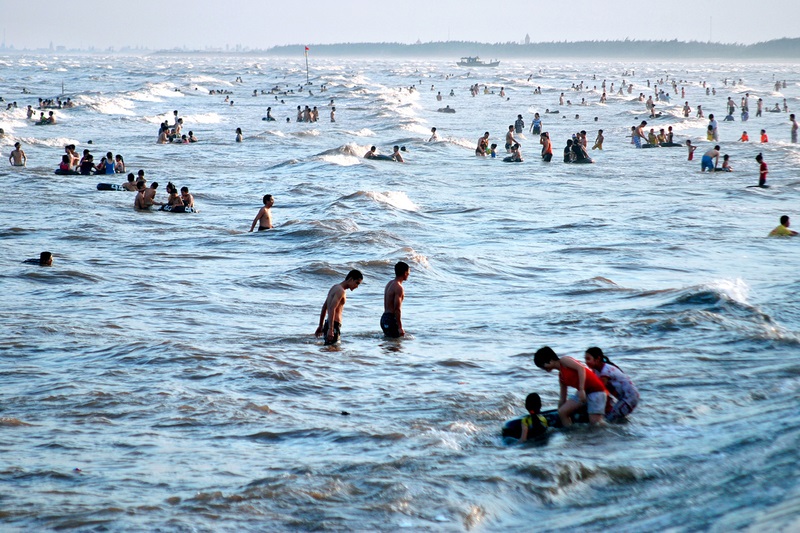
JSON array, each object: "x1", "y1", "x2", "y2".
[{"x1": 524, "y1": 33, "x2": 530, "y2": 45}]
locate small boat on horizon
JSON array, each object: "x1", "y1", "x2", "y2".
[{"x1": 457, "y1": 56, "x2": 500, "y2": 67}]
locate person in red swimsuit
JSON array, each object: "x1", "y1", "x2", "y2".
[
  {"x1": 756, "y1": 153, "x2": 768, "y2": 187},
  {"x1": 534, "y1": 346, "x2": 608, "y2": 426}
]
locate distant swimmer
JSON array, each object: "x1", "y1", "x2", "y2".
[
  {"x1": 122, "y1": 173, "x2": 138, "y2": 191},
  {"x1": 134, "y1": 181, "x2": 148, "y2": 209},
  {"x1": 330, "y1": 106, "x2": 336, "y2": 122},
  {"x1": 428, "y1": 127, "x2": 439, "y2": 142},
  {"x1": 9, "y1": 142, "x2": 27, "y2": 166},
  {"x1": 364, "y1": 146, "x2": 378, "y2": 159},
  {"x1": 529, "y1": 113, "x2": 542, "y2": 135},
  {"x1": 392, "y1": 145, "x2": 404, "y2": 163},
  {"x1": 768, "y1": 215, "x2": 798, "y2": 237},
  {"x1": 756, "y1": 153, "x2": 768, "y2": 187},
  {"x1": 315, "y1": 270, "x2": 364, "y2": 345},
  {"x1": 249, "y1": 194, "x2": 275, "y2": 231},
  {"x1": 505, "y1": 125, "x2": 519, "y2": 153},
  {"x1": 23, "y1": 251, "x2": 53, "y2": 266},
  {"x1": 180, "y1": 187, "x2": 195, "y2": 208},
  {"x1": 476, "y1": 132, "x2": 489, "y2": 156},
  {"x1": 264, "y1": 107, "x2": 276, "y2": 121},
  {"x1": 514, "y1": 114, "x2": 524, "y2": 134},
  {"x1": 504, "y1": 143, "x2": 522, "y2": 162},
  {"x1": 381, "y1": 261, "x2": 410, "y2": 338},
  {"x1": 235, "y1": 128, "x2": 243, "y2": 142},
  {"x1": 540, "y1": 132, "x2": 552, "y2": 162},
  {"x1": 437, "y1": 105, "x2": 455, "y2": 113},
  {"x1": 791, "y1": 114, "x2": 798, "y2": 143},
  {"x1": 686, "y1": 140, "x2": 696, "y2": 161},
  {"x1": 592, "y1": 129, "x2": 604, "y2": 150},
  {"x1": 701, "y1": 145, "x2": 721, "y2": 172}
]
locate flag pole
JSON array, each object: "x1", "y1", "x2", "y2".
[{"x1": 304, "y1": 46, "x2": 310, "y2": 85}]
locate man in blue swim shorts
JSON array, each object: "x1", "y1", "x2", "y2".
[{"x1": 701, "y1": 145, "x2": 720, "y2": 172}]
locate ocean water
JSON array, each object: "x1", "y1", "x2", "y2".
[{"x1": 1, "y1": 55, "x2": 799, "y2": 531}]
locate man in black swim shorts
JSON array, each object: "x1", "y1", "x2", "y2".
[
  {"x1": 315, "y1": 270, "x2": 363, "y2": 345},
  {"x1": 381, "y1": 261, "x2": 410, "y2": 338}
]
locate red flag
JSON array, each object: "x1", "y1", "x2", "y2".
[{"x1": 305, "y1": 46, "x2": 309, "y2": 51}]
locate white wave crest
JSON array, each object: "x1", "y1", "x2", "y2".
[{"x1": 364, "y1": 191, "x2": 419, "y2": 212}]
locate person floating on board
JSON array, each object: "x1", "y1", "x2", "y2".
[
  {"x1": 584, "y1": 347, "x2": 639, "y2": 422},
  {"x1": 315, "y1": 270, "x2": 363, "y2": 346},
  {"x1": 533, "y1": 346, "x2": 608, "y2": 426},
  {"x1": 518, "y1": 393, "x2": 548, "y2": 442},
  {"x1": 381, "y1": 261, "x2": 409, "y2": 338},
  {"x1": 768, "y1": 215, "x2": 798, "y2": 237}
]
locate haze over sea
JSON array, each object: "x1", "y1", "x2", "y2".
[{"x1": 1, "y1": 54, "x2": 799, "y2": 531}]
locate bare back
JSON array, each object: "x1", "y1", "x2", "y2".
[{"x1": 383, "y1": 279, "x2": 403, "y2": 314}]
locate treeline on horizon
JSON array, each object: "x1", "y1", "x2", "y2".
[{"x1": 212, "y1": 38, "x2": 800, "y2": 59}]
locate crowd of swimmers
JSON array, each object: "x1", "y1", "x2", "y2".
[
  {"x1": 55, "y1": 145, "x2": 125, "y2": 175},
  {"x1": 157, "y1": 110, "x2": 198, "y2": 144}
]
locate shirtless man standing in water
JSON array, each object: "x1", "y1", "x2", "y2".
[
  {"x1": 9, "y1": 142, "x2": 26, "y2": 166},
  {"x1": 315, "y1": 270, "x2": 363, "y2": 345},
  {"x1": 249, "y1": 194, "x2": 274, "y2": 231},
  {"x1": 381, "y1": 262, "x2": 409, "y2": 338}
]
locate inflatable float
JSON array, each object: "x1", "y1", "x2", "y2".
[
  {"x1": 96, "y1": 183, "x2": 125, "y2": 191},
  {"x1": 159, "y1": 204, "x2": 197, "y2": 213},
  {"x1": 501, "y1": 406, "x2": 590, "y2": 440}
]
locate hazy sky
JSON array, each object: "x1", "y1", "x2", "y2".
[{"x1": 3, "y1": 0, "x2": 799, "y2": 50}]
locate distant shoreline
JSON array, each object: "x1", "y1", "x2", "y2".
[{"x1": 3, "y1": 38, "x2": 798, "y2": 59}]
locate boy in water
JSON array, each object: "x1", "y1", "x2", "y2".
[
  {"x1": 756, "y1": 153, "x2": 768, "y2": 187},
  {"x1": 518, "y1": 392, "x2": 548, "y2": 442},
  {"x1": 592, "y1": 129, "x2": 604, "y2": 150},
  {"x1": 249, "y1": 194, "x2": 274, "y2": 231},
  {"x1": 686, "y1": 140, "x2": 696, "y2": 160},
  {"x1": 533, "y1": 346, "x2": 608, "y2": 426}
]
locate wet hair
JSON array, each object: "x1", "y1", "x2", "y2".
[
  {"x1": 181, "y1": 186, "x2": 189, "y2": 194},
  {"x1": 345, "y1": 269, "x2": 364, "y2": 282},
  {"x1": 533, "y1": 346, "x2": 558, "y2": 368},
  {"x1": 780, "y1": 215, "x2": 790, "y2": 225},
  {"x1": 137, "y1": 169, "x2": 145, "y2": 177},
  {"x1": 370, "y1": 146, "x2": 376, "y2": 151},
  {"x1": 714, "y1": 145, "x2": 721, "y2": 151},
  {"x1": 586, "y1": 346, "x2": 621, "y2": 370},
  {"x1": 166, "y1": 182, "x2": 177, "y2": 194},
  {"x1": 151, "y1": 182, "x2": 159, "y2": 189},
  {"x1": 393, "y1": 145, "x2": 400, "y2": 151},
  {"x1": 61, "y1": 154, "x2": 70, "y2": 163},
  {"x1": 262, "y1": 194, "x2": 273, "y2": 205},
  {"x1": 394, "y1": 261, "x2": 409, "y2": 277},
  {"x1": 755, "y1": 153, "x2": 763, "y2": 162},
  {"x1": 39, "y1": 251, "x2": 53, "y2": 265},
  {"x1": 525, "y1": 392, "x2": 541, "y2": 413}
]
